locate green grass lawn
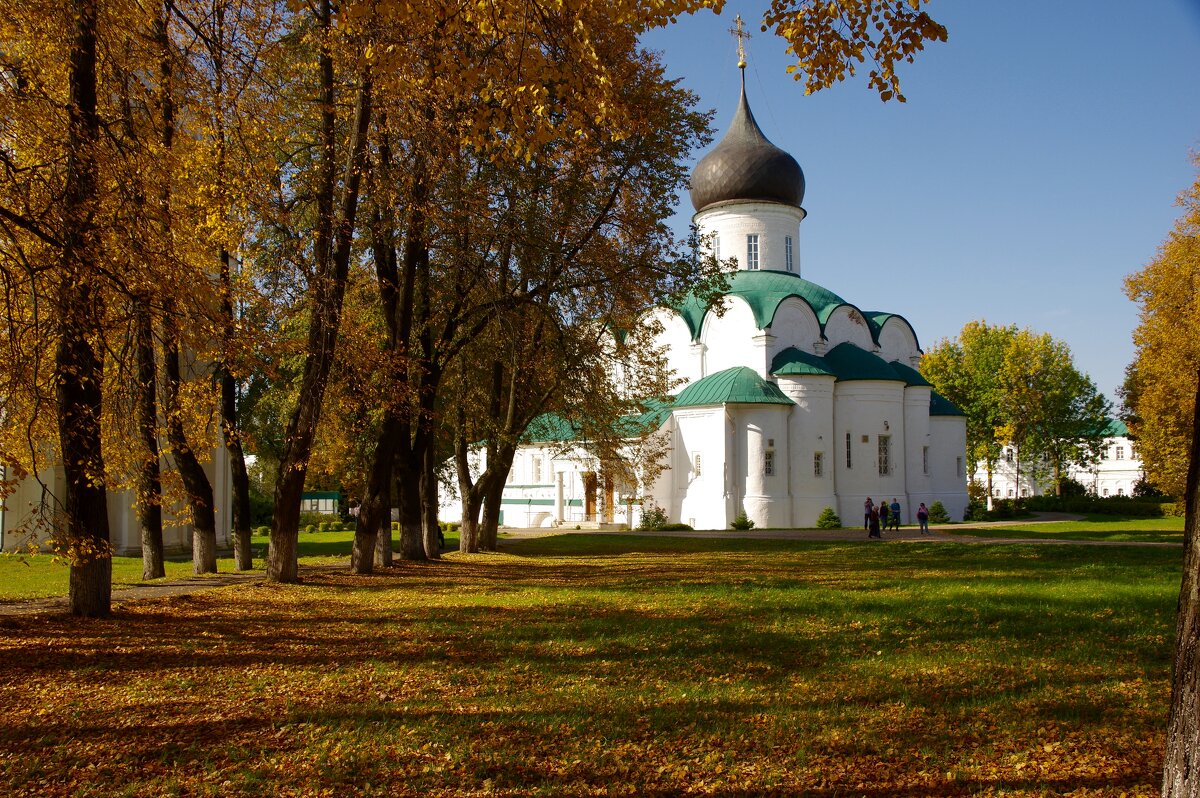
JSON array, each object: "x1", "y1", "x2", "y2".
[
  {"x1": 0, "y1": 532, "x2": 1180, "y2": 796},
  {"x1": 945, "y1": 515, "x2": 1186, "y2": 544},
  {"x1": 0, "y1": 529, "x2": 460, "y2": 601}
]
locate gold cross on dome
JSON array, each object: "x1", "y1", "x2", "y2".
[{"x1": 729, "y1": 14, "x2": 751, "y2": 69}]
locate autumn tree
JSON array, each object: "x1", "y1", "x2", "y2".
[
  {"x1": 1124, "y1": 159, "x2": 1200, "y2": 501},
  {"x1": 921, "y1": 321, "x2": 1014, "y2": 502},
  {"x1": 1125, "y1": 159, "x2": 1200, "y2": 796},
  {"x1": 922, "y1": 321, "x2": 1109, "y2": 499}
]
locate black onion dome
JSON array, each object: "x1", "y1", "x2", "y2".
[{"x1": 689, "y1": 82, "x2": 805, "y2": 213}]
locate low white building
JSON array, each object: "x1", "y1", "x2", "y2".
[
  {"x1": 978, "y1": 420, "x2": 1143, "y2": 500},
  {"x1": 443, "y1": 70, "x2": 969, "y2": 530}
]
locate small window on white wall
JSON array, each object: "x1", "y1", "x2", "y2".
[
  {"x1": 813, "y1": 452, "x2": 824, "y2": 477},
  {"x1": 713, "y1": 235, "x2": 721, "y2": 261},
  {"x1": 956, "y1": 457, "x2": 964, "y2": 478},
  {"x1": 877, "y1": 435, "x2": 891, "y2": 476},
  {"x1": 746, "y1": 234, "x2": 759, "y2": 270},
  {"x1": 693, "y1": 453, "x2": 702, "y2": 476},
  {"x1": 532, "y1": 456, "x2": 542, "y2": 483},
  {"x1": 785, "y1": 236, "x2": 794, "y2": 271},
  {"x1": 764, "y1": 450, "x2": 775, "y2": 476},
  {"x1": 922, "y1": 446, "x2": 930, "y2": 475},
  {"x1": 845, "y1": 433, "x2": 852, "y2": 469},
  {"x1": 1115, "y1": 446, "x2": 1124, "y2": 460}
]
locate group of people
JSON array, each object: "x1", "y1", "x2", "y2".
[{"x1": 864, "y1": 497, "x2": 931, "y2": 538}]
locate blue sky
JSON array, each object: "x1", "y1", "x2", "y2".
[{"x1": 641, "y1": 0, "x2": 1200, "y2": 405}]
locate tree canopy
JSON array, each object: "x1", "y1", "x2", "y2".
[
  {"x1": 1124, "y1": 157, "x2": 1200, "y2": 500},
  {"x1": 921, "y1": 321, "x2": 1110, "y2": 497}
]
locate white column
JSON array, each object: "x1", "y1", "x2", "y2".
[{"x1": 554, "y1": 471, "x2": 564, "y2": 524}]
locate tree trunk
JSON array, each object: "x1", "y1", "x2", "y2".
[
  {"x1": 352, "y1": 411, "x2": 401, "y2": 573},
  {"x1": 395, "y1": 456, "x2": 426, "y2": 561},
  {"x1": 455, "y1": 432, "x2": 484, "y2": 553},
  {"x1": 1162, "y1": 366, "x2": 1200, "y2": 796},
  {"x1": 161, "y1": 318, "x2": 218, "y2": 575},
  {"x1": 134, "y1": 298, "x2": 165, "y2": 580},
  {"x1": 421, "y1": 443, "x2": 440, "y2": 559},
  {"x1": 223, "y1": 368, "x2": 254, "y2": 571},
  {"x1": 60, "y1": 0, "x2": 111, "y2": 618},
  {"x1": 266, "y1": 39, "x2": 373, "y2": 582}
]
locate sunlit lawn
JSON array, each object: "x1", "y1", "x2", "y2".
[
  {"x1": 946, "y1": 515, "x2": 1185, "y2": 544},
  {"x1": 0, "y1": 532, "x2": 1179, "y2": 797},
  {"x1": 0, "y1": 529, "x2": 435, "y2": 601}
]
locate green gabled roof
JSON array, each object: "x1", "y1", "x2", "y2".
[
  {"x1": 771, "y1": 346, "x2": 835, "y2": 377},
  {"x1": 302, "y1": 491, "x2": 340, "y2": 500},
  {"x1": 929, "y1": 391, "x2": 966, "y2": 417},
  {"x1": 671, "y1": 270, "x2": 849, "y2": 341},
  {"x1": 674, "y1": 366, "x2": 794, "y2": 408},
  {"x1": 822, "y1": 343, "x2": 905, "y2": 382},
  {"x1": 887, "y1": 360, "x2": 932, "y2": 387},
  {"x1": 1098, "y1": 418, "x2": 1129, "y2": 437},
  {"x1": 616, "y1": 397, "x2": 675, "y2": 437},
  {"x1": 523, "y1": 413, "x2": 580, "y2": 443}
]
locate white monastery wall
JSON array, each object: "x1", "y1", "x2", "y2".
[
  {"x1": 876, "y1": 319, "x2": 922, "y2": 366},
  {"x1": 822, "y1": 307, "x2": 875, "y2": 352},
  {"x1": 702, "y1": 298, "x2": 760, "y2": 378},
  {"x1": 646, "y1": 307, "x2": 702, "y2": 391},
  {"x1": 929, "y1": 416, "x2": 969, "y2": 520},
  {"x1": 777, "y1": 375, "x2": 837, "y2": 526},
  {"x1": 671, "y1": 408, "x2": 729, "y2": 528},
  {"x1": 765, "y1": 298, "x2": 823, "y2": 361},
  {"x1": 734, "y1": 404, "x2": 791, "y2": 528},
  {"x1": 831, "y1": 380, "x2": 907, "y2": 524},
  {"x1": 900, "y1": 386, "x2": 933, "y2": 524}
]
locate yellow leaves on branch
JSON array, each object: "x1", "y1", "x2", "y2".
[{"x1": 763, "y1": 0, "x2": 946, "y2": 102}]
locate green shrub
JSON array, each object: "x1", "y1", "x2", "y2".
[
  {"x1": 254, "y1": 525, "x2": 270, "y2": 536},
  {"x1": 815, "y1": 507, "x2": 841, "y2": 529},
  {"x1": 439, "y1": 521, "x2": 461, "y2": 534},
  {"x1": 318, "y1": 521, "x2": 332, "y2": 533},
  {"x1": 927, "y1": 501, "x2": 951, "y2": 524},
  {"x1": 659, "y1": 523, "x2": 694, "y2": 531},
  {"x1": 963, "y1": 500, "x2": 987, "y2": 522},
  {"x1": 299, "y1": 511, "x2": 340, "y2": 529},
  {"x1": 638, "y1": 503, "x2": 669, "y2": 531},
  {"x1": 304, "y1": 524, "x2": 316, "y2": 534},
  {"x1": 730, "y1": 511, "x2": 755, "y2": 531}
]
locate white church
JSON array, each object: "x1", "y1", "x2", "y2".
[{"x1": 448, "y1": 70, "x2": 970, "y2": 530}]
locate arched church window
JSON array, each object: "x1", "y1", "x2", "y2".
[
  {"x1": 746, "y1": 234, "x2": 759, "y2": 270},
  {"x1": 785, "y1": 236, "x2": 794, "y2": 271}
]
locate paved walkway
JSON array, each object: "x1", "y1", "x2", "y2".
[{"x1": 0, "y1": 514, "x2": 1178, "y2": 616}]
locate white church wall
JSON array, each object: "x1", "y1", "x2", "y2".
[
  {"x1": 765, "y1": 297, "x2": 823, "y2": 361},
  {"x1": 701, "y1": 298, "x2": 761, "y2": 378},
  {"x1": 777, "y1": 375, "x2": 837, "y2": 527},
  {"x1": 900, "y1": 386, "x2": 933, "y2": 525},
  {"x1": 822, "y1": 307, "x2": 875, "y2": 351},
  {"x1": 734, "y1": 405, "x2": 791, "y2": 528},
  {"x1": 875, "y1": 318, "x2": 922, "y2": 366},
  {"x1": 672, "y1": 409, "x2": 729, "y2": 529},
  {"x1": 644, "y1": 307, "x2": 702, "y2": 391},
  {"x1": 694, "y1": 202, "x2": 806, "y2": 274},
  {"x1": 831, "y1": 380, "x2": 907, "y2": 524},
  {"x1": 928, "y1": 416, "x2": 969, "y2": 521}
]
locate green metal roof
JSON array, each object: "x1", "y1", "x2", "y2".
[
  {"x1": 770, "y1": 347, "x2": 835, "y2": 377},
  {"x1": 302, "y1": 491, "x2": 340, "y2": 500},
  {"x1": 929, "y1": 391, "x2": 966, "y2": 417},
  {"x1": 671, "y1": 270, "x2": 849, "y2": 341},
  {"x1": 822, "y1": 343, "x2": 905, "y2": 383},
  {"x1": 523, "y1": 413, "x2": 580, "y2": 443},
  {"x1": 1100, "y1": 418, "x2": 1129, "y2": 437},
  {"x1": 887, "y1": 360, "x2": 932, "y2": 387},
  {"x1": 674, "y1": 366, "x2": 795, "y2": 408}
]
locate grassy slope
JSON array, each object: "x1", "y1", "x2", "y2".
[{"x1": 0, "y1": 534, "x2": 1179, "y2": 797}]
